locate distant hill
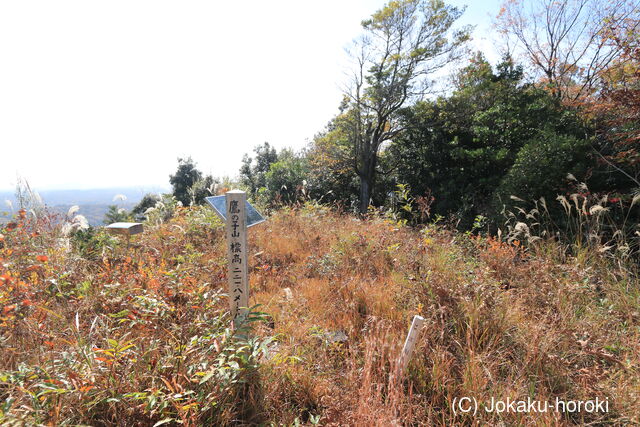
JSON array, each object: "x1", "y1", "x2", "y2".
[{"x1": 0, "y1": 186, "x2": 169, "y2": 226}]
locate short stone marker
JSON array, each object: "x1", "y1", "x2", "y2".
[{"x1": 206, "y1": 191, "x2": 265, "y2": 326}]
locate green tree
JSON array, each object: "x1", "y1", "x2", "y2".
[
  {"x1": 391, "y1": 54, "x2": 588, "y2": 227},
  {"x1": 306, "y1": 115, "x2": 360, "y2": 207},
  {"x1": 103, "y1": 205, "x2": 131, "y2": 224},
  {"x1": 343, "y1": 0, "x2": 470, "y2": 213},
  {"x1": 264, "y1": 149, "x2": 310, "y2": 205},
  {"x1": 240, "y1": 142, "x2": 278, "y2": 196},
  {"x1": 131, "y1": 193, "x2": 161, "y2": 221},
  {"x1": 496, "y1": 130, "x2": 591, "y2": 205},
  {"x1": 188, "y1": 175, "x2": 216, "y2": 206},
  {"x1": 169, "y1": 157, "x2": 213, "y2": 206}
]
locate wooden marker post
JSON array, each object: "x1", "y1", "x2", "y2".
[
  {"x1": 397, "y1": 315, "x2": 425, "y2": 374},
  {"x1": 205, "y1": 191, "x2": 265, "y2": 328},
  {"x1": 225, "y1": 190, "x2": 250, "y2": 326}
]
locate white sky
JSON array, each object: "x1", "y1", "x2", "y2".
[{"x1": 0, "y1": 0, "x2": 500, "y2": 191}]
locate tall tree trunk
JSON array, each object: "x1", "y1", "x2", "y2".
[
  {"x1": 359, "y1": 174, "x2": 372, "y2": 214},
  {"x1": 358, "y1": 147, "x2": 377, "y2": 214}
]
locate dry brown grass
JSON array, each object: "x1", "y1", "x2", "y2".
[{"x1": 0, "y1": 204, "x2": 638, "y2": 425}]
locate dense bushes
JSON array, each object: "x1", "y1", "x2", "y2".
[
  {"x1": 496, "y1": 131, "x2": 591, "y2": 213},
  {"x1": 263, "y1": 150, "x2": 310, "y2": 205},
  {"x1": 236, "y1": 55, "x2": 601, "y2": 233},
  {"x1": 389, "y1": 56, "x2": 590, "y2": 227}
]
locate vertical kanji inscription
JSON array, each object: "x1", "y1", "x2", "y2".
[{"x1": 225, "y1": 190, "x2": 249, "y2": 325}]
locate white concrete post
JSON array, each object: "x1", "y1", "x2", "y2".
[
  {"x1": 398, "y1": 315, "x2": 425, "y2": 373},
  {"x1": 225, "y1": 190, "x2": 249, "y2": 326}
]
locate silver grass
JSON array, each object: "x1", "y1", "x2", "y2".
[
  {"x1": 514, "y1": 222, "x2": 530, "y2": 235},
  {"x1": 539, "y1": 197, "x2": 547, "y2": 211},
  {"x1": 589, "y1": 205, "x2": 608, "y2": 215},
  {"x1": 67, "y1": 205, "x2": 80, "y2": 219},
  {"x1": 556, "y1": 195, "x2": 571, "y2": 215}
]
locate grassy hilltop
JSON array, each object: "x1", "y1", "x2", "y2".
[{"x1": 0, "y1": 204, "x2": 638, "y2": 425}]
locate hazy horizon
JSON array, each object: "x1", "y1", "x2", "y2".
[
  {"x1": 1, "y1": 0, "x2": 500, "y2": 192},
  {"x1": 0, "y1": 183, "x2": 172, "y2": 193}
]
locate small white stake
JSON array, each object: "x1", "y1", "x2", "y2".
[{"x1": 398, "y1": 315, "x2": 425, "y2": 374}]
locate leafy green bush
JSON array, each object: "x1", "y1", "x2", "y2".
[
  {"x1": 391, "y1": 55, "x2": 588, "y2": 228},
  {"x1": 70, "y1": 227, "x2": 118, "y2": 260},
  {"x1": 131, "y1": 193, "x2": 161, "y2": 221},
  {"x1": 240, "y1": 142, "x2": 279, "y2": 197},
  {"x1": 264, "y1": 151, "x2": 310, "y2": 205},
  {"x1": 170, "y1": 157, "x2": 215, "y2": 206},
  {"x1": 496, "y1": 130, "x2": 590, "y2": 211},
  {"x1": 143, "y1": 194, "x2": 182, "y2": 226}
]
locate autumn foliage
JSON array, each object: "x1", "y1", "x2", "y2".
[{"x1": 1, "y1": 204, "x2": 638, "y2": 425}]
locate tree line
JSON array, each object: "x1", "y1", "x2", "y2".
[{"x1": 116, "y1": 0, "x2": 640, "y2": 240}]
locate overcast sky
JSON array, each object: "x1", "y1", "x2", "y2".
[{"x1": 0, "y1": 0, "x2": 501, "y2": 191}]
